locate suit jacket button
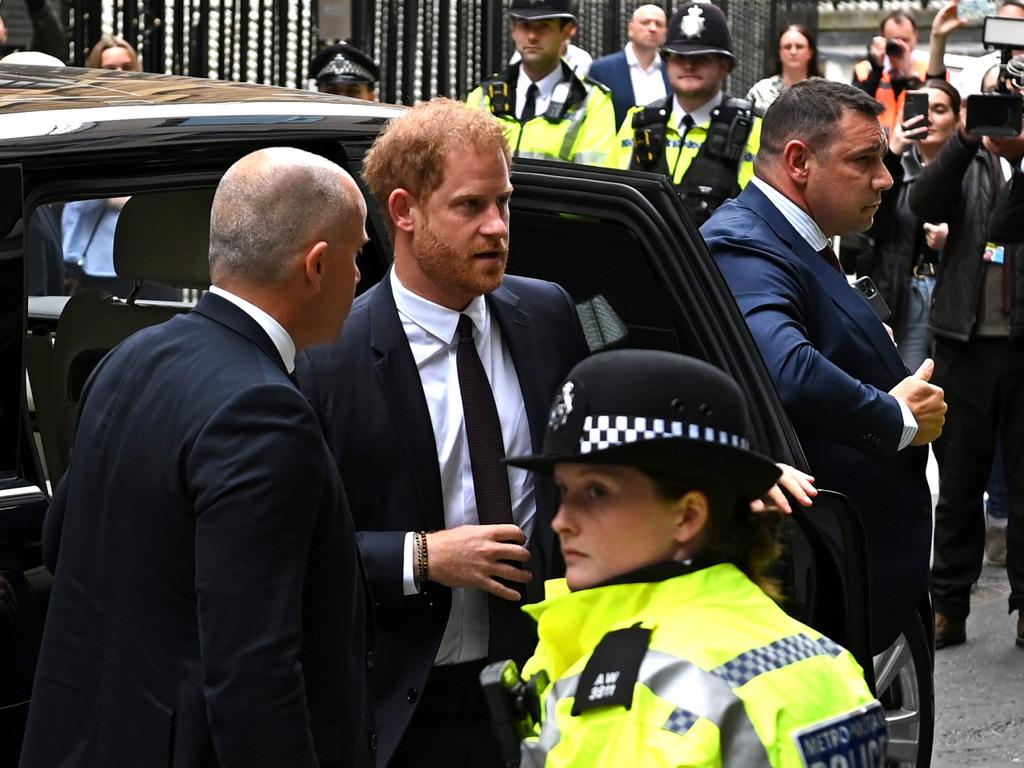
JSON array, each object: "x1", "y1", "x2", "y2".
[
  {"x1": 366, "y1": 651, "x2": 375, "y2": 669},
  {"x1": 369, "y1": 732, "x2": 377, "y2": 751},
  {"x1": 407, "y1": 688, "x2": 419, "y2": 703}
]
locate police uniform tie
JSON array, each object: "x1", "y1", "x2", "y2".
[
  {"x1": 521, "y1": 83, "x2": 539, "y2": 122},
  {"x1": 670, "y1": 114, "x2": 696, "y2": 184},
  {"x1": 456, "y1": 315, "x2": 532, "y2": 663},
  {"x1": 818, "y1": 244, "x2": 844, "y2": 275}
]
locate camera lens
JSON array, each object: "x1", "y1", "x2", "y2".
[{"x1": 885, "y1": 39, "x2": 903, "y2": 57}]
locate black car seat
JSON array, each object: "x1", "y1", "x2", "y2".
[{"x1": 41, "y1": 188, "x2": 214, "y2": 486}]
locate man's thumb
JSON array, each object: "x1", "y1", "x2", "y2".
[{"x1": 914, "y1": 358, "x2": 934, "y2": 381}]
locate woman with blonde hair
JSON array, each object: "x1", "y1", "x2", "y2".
[{"x1": 85, "y1": 34, "x2": 140, "y2": 71}]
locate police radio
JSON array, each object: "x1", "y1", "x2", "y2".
[{"x1": 479, "y1": 660, "x2": 549, "y2": 768}]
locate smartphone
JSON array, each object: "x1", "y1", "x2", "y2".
[
  {"x1": 852, "y1": 276, "x2": 891, "y2": 323},
  {"x1": 966, "y1": 93, "x2": 1024, "y2": 137},
  {"x1": 902, "y1": 92, "x2": 930, "y2": 131},
  {"x1": 959, "y1": 0, "x2": 998, "y2": 21}
]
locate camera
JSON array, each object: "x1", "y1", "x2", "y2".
[
  {"x1": 967, "y1": 16, "x2": 1024, "y2": 136},
  {"x1": 885, "y1": 38, "x2": 904, "y2": 57}
]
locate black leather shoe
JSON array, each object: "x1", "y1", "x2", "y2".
[
  {"x1": 934, "y1": 611, "x2": 966, "y2": 649},
  {"x1": 1016, "y1": 613, "x2": 1023, "y2": 649}
]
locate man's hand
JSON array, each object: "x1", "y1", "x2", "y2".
[
  {"x1": 869, "y1": 36, "x2": 887, "y2": 68},
  {"x1": 889, "y1": 358, "x2": 947, "y2": 445},
  {"x1": 751, "y1": 463, "x2": 817, "y2": 515},
  {"x1": 425, "y1": 524, "x2": 532, "y2": 601},
  {"x1": 923, "y1": 222, "x2": 949, "y2": 251}
]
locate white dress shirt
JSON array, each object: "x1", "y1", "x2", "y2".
[
  {"x1": 208, "y1": 285, "x2": 296, "y2": 373},
  {"x1": 391, "y1": 269, "x2": 535, "y2": 665},
  {"x1": 672, "y1": 89, "x2": 723, "y2": 132},
  {"x1": 515, "y1": 64, "x2": 567, "y2": 121},
  {"x1": 624, "y1": 42, "x2": 667, "y2": 108},
  {"x1": 749, "y1": 177, "x2": 918, "y2": 450}
]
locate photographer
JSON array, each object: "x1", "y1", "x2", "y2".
[
  {"x1": 498, "y1": 350, "x2": 885, "y2": 768},
  {"x1": 909, "y1": 65, "x2": 1024, "y2": 650},
  {"x1": 852, "y1": 4, "x2": 961, "y2": 132},
  {"x1": 860, "y1": 80, "x2": 961, "y2": 371}
]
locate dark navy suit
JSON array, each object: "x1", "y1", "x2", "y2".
[
  {"x1": 588, "y1": 49, "x2": 670, "y2": 129},
  {"x1": 296, "y1": 272, "x2": 589, "y2": 765},
  {"x1": 703, "y1": 183, "x2": 932, "y2": 652},
  {"x1": 22, "y1": 293, "x2": 373, "y2": 768}
]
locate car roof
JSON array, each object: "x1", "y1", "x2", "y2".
[{"x1": 0, "y1": 64, "x2": 405, "y2": 155}]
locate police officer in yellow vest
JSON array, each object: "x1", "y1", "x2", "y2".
[
  {"x1": 498, "y1": 350, "x2": 887, "y2": 768},
  {"x1": 612, "y1": 2, "x2": 761, "y2": 227},
  {"x1": 467, "y1": 0, "x2": 616, "y2": 166}
]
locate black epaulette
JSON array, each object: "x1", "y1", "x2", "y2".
[{"x1": 583, "y1": 75, "x2": 611, "y2": 94}]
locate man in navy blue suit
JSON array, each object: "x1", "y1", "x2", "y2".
[
  {"x1": 297, "y1": 99, "x2": 589, "y2": 768},
  {"x1": 22, "y1": 148, "x2": 375, "y2": 767},
  {"x1": 588, "y1": 4, "x2": 669, "y2": 129},
  {"x1": 702, "y1": 79, "x2": 946, "y2": 653}
]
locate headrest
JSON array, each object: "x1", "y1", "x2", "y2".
[{"x1": 113, "y1": 188, "x2": 214, "y2": 288}]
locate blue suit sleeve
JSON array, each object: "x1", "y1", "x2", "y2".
[
  {"x1": 710, "y1": 235, "x2": 904, "y2": 457},
  {"x1": 187, "y1": 384, "x2": 326, "y2": 767}
]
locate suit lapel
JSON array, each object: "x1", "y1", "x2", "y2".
[
  {"x1": 741, "y1": 186, "x2": 908, "y2": 382},
  {"x1": 191, "y1": 292, "x2": 290, "y2": 377},
  {"x1": 367, "y1": 274, "x2": 446, "y2": 532}
]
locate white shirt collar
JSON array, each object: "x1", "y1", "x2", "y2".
[
  {"x1": 672, "y1": 89, "x2": 723, "y2": 129},
  {"x1": 208, "y1": 285, "x2": 297, "y2": 373},
  {"x1": 749, "y1": 176, "x2": 830, "y2": 252},
  {"x1": 624, "y1": 42, "x2": 661, "y2": 73},
  {"x1": 516, "y1": 61, "x2": 565, "y2": 102},
  {"x1": 390, "y1": 268, "x2": 489, "y2": 363}
]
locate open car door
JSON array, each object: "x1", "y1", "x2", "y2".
[{"x1": 504, "y1": 160, "x2": 875, "y2": 688}]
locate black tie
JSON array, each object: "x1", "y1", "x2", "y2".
[
  {"x1": 819, "y1": 244, "x2": 844, "y2": 275},
  {"x1": 679, "y1": 113, "x2": 695, "y2": 138},
  {"x1": 456, "y1": 315, "x2": 532, "y2": 662},
  {"x1": 521, "y1": 83, "x2": 539, "y2": 122}
]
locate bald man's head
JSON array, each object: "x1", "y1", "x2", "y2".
[
  {"x1": 208, "y1": 147, "x2": 360, "y2": 287},
  {"x1": 628, "y1": 4, "x2": 668, "y2": 51}
]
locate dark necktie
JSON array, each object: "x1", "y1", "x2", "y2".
[
  {"x1": 679, "y1": 113, "x2": 695, "y2": 138},
  {"x1": 457, "y1": 315, "x2": 513, "y2": 526},
  {"x1": 521, "y1": 83, "x2": 539, "y2": 122},
  {"x1": 456, "y1": 315, "x2": 532, "y2": 662},
  {"x1": 819, "y1": 243, "x2": 844, "y2": 275}
]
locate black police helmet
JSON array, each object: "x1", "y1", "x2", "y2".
[
  {"x1": 662, "y1": 1, "x2": 734, "y2": 60},
  {"x1": 310, "y1": 42, "x2": 380, "y2": 86},
  {"x1": 506, "y1": 0, "x2": 576, "y2": 22},
  {"x1": 505, "y1": 350, "x2": 781, "y2": 503}
]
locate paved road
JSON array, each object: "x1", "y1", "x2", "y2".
[{"x1": 931, "y1": 562, "x2": 1024, "y2": 767}]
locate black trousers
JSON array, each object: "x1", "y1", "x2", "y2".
[
  {"x1": 388, "y1": 660, "x2": 505, "y2": 768},
  {"x1": 930, "y1": 336, "x2": 1024, "y2": 619}
]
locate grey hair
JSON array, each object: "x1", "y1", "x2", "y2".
[{"x1": 209, "y1": 147, "x2": 354, "y2": 285}]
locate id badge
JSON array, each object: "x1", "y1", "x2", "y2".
[
  {"x1": 983, "y1": 241, "x2": 1006, "y2": 264},
  {"x1": 793, "y1": 702, "x2": 888, "y2": 768}
]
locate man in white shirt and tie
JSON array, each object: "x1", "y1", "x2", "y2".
[{"x1": 297, "y1": 98, "x2": 589, "y2": 768}]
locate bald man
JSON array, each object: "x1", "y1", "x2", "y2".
[
  {"x1": 21, "y1": 148, "x2": 375, "y2": 768},
  {"x1": 589, "y1": 3, "x2": 669, "y2": 128}
]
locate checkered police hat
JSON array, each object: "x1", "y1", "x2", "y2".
[
  {"x1": 506, "y1": 0, "x2": 576, "y2": 21},
  {"x1": 505, "y1": 350, "x2": 780, "y2": 502},
  {"x1": 662, "y1": 1, "x2": 734, "y2": 60}
]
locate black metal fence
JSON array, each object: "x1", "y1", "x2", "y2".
[{"x1": 348, "y1": 1, "x2": 822, "y2": 106}]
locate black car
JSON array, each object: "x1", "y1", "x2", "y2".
[{"x1": 0, "y1": 64, "x2": 932, "y2": 767}]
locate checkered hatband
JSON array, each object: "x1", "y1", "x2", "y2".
[{"x1": 578, "y1": 415, "x2": 750, "y2": 454}]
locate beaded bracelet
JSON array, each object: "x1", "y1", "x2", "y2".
[{"x1": 415, "y1": 531, "x2": 429, "y2": 586}]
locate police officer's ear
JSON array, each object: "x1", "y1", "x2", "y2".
[
  {"x1": 671, "y1": 490, "x2": 710, "y2": 554},
  {"x1": 388, "y1": 188, "x2": 418, "y2": 235}
]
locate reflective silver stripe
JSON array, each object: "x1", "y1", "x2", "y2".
[
  {"x1": 569, "y1": 150, "x2": 608, "y2": 165},
  {"x1": 640, "y1": 650, "x2": 773, "y2": 767},
  {"x1": 711, "y1": 634, "x2": 844, "y2": 689},
  {"x1": 521, "y1": 674, "x2": 579, "y2": 768},
  {"x1": 557, "y1": 89, "x2": 593, "y2": 161},
  {"x1": 516, "y1": 149, "x2": 562, "y2": 162}
]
